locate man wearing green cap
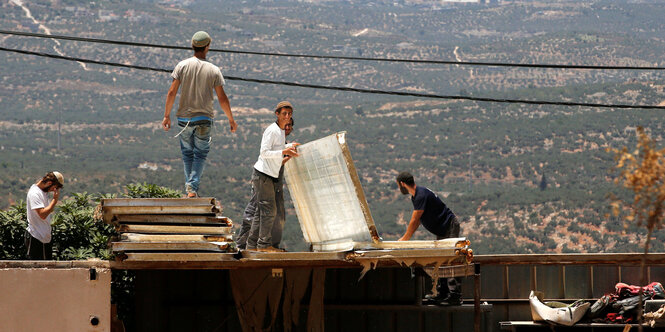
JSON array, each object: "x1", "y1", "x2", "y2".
[{"x1": 163, "y1": 31, "x2": 238, "y2": 198}]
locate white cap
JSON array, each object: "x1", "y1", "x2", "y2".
[{"x1": 52, "y1": 171, "x2": 64, "y2": 186}]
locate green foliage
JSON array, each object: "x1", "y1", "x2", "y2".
[
  {"x1": 0, "y1": 201, "x2": 27, "y2": 260},
  {"x1": 52, "y1": 192, "x2": 115, "y2": 260},
  {"x1": 124, "y1": 182, "x2": 181, "y2": 198}
]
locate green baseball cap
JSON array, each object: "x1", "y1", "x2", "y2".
[{"x1": 191, "y1": 31, "x2": 211, "y2": 47}]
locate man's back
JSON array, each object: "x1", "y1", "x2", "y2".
[
  {"x1": 172, "y1": 57, "x2": 225, "y2": 119},
  {"x1": 412, "y1": 186, "x2": 456, "y2": 237}
]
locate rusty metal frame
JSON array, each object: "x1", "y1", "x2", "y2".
[{"x1": 337, "y1": 132, "x2": 381, "y2": 243}]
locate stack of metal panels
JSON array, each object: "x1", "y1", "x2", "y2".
[{"x1": 100, "y1": 198, "x2": 235, "y2": 261}]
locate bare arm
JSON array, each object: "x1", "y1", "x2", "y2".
[
  {"x1": 35, "y1": 188, "x2": 59, "y2": 220},
  {"x1": 398, "y1": 210, "x2": 424, "y2": 241},
  {"x1": 163, "y1": 79, "x2": 180, "y2": 131},
  {"x1": 215, "y1": 85, "x2": 237, "y2": 133}
]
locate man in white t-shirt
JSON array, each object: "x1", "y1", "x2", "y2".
[
  {"x1": 25, "y1": 171, "x2": 64, "y2": 260},
  {"x1": 237, "y1": 118, "x2": 294, "y2": 251},
  {"x1": 162, "y1": 31, "x2": 238, "y2": 198},
  {"x1": 243, "y1": 101, "x2": 299, "y2": 252}
]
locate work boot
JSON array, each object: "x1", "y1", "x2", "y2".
[
  {"x1": 437, "y1": 293, "x2": 462, "y2": 306},
  {"x1": 423, "y1": 292, "x2": 447, "y2": 305}
]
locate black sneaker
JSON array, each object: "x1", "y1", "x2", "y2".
[
  {"x1": 422, "y1": 294, "x2": 445, "y2": 305},
  {"x1": 437, "y1": 294, "x2": 462, "y2": 306}
]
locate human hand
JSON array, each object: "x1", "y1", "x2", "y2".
[
  {"x1": 162, "y1": 117, "x2": 171, "y2": 131},
  {"x1": 229, "y1": 119, "x2": 237, "y2": 133},
  {"x1": 282, "y1": 146, "x2": 299, "y2": 157},
  {"x1": 282, "y1": 155, "x2": 293, "y2": 165},
  {"x1": 53, "y1": 188, "x2": 60, "y2": 202}
]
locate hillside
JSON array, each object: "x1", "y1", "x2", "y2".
[{"x1": 1, "y1": 0, "x2": 665, "y2": 254}]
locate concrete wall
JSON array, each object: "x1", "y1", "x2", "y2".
[{"x1": 0, "y1": 267, "x2": 110, "y2": 332}]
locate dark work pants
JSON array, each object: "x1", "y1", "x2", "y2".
[
  {"x1": 246, "y1": 169, "x2": 279, "y2": 249},
  {"x1": 236, "y1": 167, "x2": 286, "y2": 249},
  {"x1": 25, "y1": 231, "x2": 52, "y2": 260},
  {"x1": 436, "y1": 217, "x2": 462, "y2": 297}
]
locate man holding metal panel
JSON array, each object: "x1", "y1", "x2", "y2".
[
  {"x1": 237, "y1": 118, "x2": 294, "y2": 251},
  {"x1": 242, "y1": 101, "x2": 299, "y2": 252}
]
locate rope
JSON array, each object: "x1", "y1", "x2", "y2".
[{"x1": 2, "y1": 29, "x2": 664, "y2": 70}]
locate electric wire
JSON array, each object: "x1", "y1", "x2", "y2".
[
  {"x1": 1, "y1": 29, "x2": 664, "y2": 70},
  {"x1": 2, "y1": 46, "x2": 665, "y2": 110}
]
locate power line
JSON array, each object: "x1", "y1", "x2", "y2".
[
  {"x1": 2, "y1": 46, "x2": 665, "y2": 110},
  {"x1": 2, "y1": 29, "x2": 665, "y2": 71}
]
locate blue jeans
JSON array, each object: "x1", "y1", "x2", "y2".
[{"x1": 178, "y1": 121, "x2": 212, "y2": 194}]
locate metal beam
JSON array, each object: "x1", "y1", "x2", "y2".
[
  {"x1": 112, "y1": 241, "x2": 231, "y2": 252},
  {"x1": 115, "y1": 214, "x2": 229, "y2": 225},
  {"x1": 117, "y1": 224, "x2": 232, "y2": 235},
  {"x1": 104, "y1": 205, "x2": 219, "y2": 215},
  {"x1": 120, "y1": 233, "x2": 232, "y2": 243},
  {"x1": 475, "y1": 253, "x2": 665, "y2": 265},
  {"x1": 101, "y1": 198, "x2": 216, "y2": 207}
]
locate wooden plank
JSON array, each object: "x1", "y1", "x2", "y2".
[
  {"x1": 102, "y1": 198, "x2": 216, "y2": 207},
  {"x1": 475, "y1": 253, "x2": 665, "y2": 265},
  {"x1": 120, "y1": 233, "x2": 232, "y2": 243},
  {"x1": 104, "y1": 205, "x2": 219, "y2": 215},
  {"x1": 535, "y1": 265, "x2": 563, "y2": 298},
  {"x1": 507, "y1": 265, "x2": 532, "y2": 299},
  {"x1": 112, "y1": 241, "x2": 230, "y2": 252},
  {"x1": 338, "y1": 132, "x2": 381, "y2": 243},
  {"x1": 592, "y1": 265, "x2": 619, "y2": 297},
  {"x1": 121, "y1": 252, "x2": 237, "y2": 262},
  {"x1": 115, "y1": 214, "x2": 230, "y2": 225},
  {"x1": 354, "y1": 238, "x2": 468, "y2": 250},
  {"x1": 117, "y1": 224, "x2": 232, "y2": 235},
  {"x1": 354, "y1": 248, "x2": 464, "y2": 259},
  {"x1": 0, "y1": 260, "x2": 110, "y2": 269},
  {"x1": 240, "y1": 251, "x2": 347, "y2": 261},
  {"x1": 565, "y1": 265, "x2": 592, "y2": 299}
]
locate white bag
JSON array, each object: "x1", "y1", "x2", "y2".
[{"x1": 530, "y1": 290, "x2": 590, "y2": 326}]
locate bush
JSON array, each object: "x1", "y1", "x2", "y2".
[
  {"x1": 52, "y1": 192, "x2": 115, "y2": 260},
  {"x1": 0, "y1": 201, "x2": 28, "y2": 260}
]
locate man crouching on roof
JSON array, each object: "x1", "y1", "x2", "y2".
[
  {"x1": 396, "y1": 171, "x2": 463, "y2": 305},
  {"x1": 244, "y1": 101, "x2": 299, "y2": 252}
]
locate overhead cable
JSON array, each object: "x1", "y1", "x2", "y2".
[
  {"x1": 2, "y1": 46, "x2": 665, "y2": 110},
  {"x1": 1, "y1": 29, "x2": 664, "y2": 71}
]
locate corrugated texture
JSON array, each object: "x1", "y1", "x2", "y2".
[{"x1": 284, "y1": 133, "x2": 373, "y2": 246}]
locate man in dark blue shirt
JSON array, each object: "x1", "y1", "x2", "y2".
[{"x1": 397, "y1": 171, "x2": 462, "y2": 305}]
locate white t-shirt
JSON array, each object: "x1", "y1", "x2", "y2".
[
  {"x1": 254, "y1": 122, "x2": 289, "y2": 178},
  {"x1": 26, "y1": 184, "x2": 52, "y2": 243}
]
